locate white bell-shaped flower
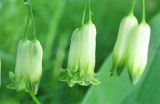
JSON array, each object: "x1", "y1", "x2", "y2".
[
  {"x1": 127, "y1": 22, "x2": 151, "y2": 85},
  {"x1": 111, "y1": 15, "x2": 138, "y2": 75},
  {"x1": 8, "y1": 39, "x2": 43, "y2": 95},
  {"x1": 65, "y1": 22, "x2": 99, "y2": 86}
]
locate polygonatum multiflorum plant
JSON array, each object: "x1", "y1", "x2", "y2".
[{"x1": 0, "y1": 0, "x2": 152, "y2": 103}]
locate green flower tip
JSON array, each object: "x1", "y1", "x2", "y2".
[
  {"x1": 8, "y1": 39, "x2": 43, "y2": 95},
  {"x1": 111, "y1": 15, "x2": 138, "y2": 76},
  {"x1": 60, "y1": 22, "x2": 100, "y2": 87},
  {"x1": 129, "y1": 69, "x2": 143, "y2": 85}
]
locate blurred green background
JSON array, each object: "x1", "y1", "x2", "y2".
[{"x1": 0, "y1": 0, "x2": 160, "y2": 104}]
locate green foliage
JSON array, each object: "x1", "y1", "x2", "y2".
[{"x1": 0, "y1": 0, "x2": 160, "y2": 104}]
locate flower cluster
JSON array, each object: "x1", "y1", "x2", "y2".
[
  {"x1": 111, "y1": 15, "x2": 138, "y2": 76},
  {"x1": 111, "y1": 14, "x2": 151, "y2": 84},
  {"x1": 61, "y1": 22, "x2": 100, "y2": 87}
]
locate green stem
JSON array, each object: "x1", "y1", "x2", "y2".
[
  {"x1": 29, "y1": 92, "x2": 41, "y2": 104},
  {"x1": 28, "y1": 5, "x2": 37, "y2": 39},
  {"x1": 141, "y1": 0, "x2": 146, "y2": 23},
  {"x1": 81, "y1": 0, "x2": 87, "y2": 25},
  {"x1": 24, "y1": 7, "x2": 30, "y2": 39},
  {"x1": 130, "y1": 0, "x2": 136, "y2": 15},
  {"x1": 25, "y1": 0, "x2": 37, "y2": 39},
  {"x1": 88, "y1": 0, "x2": 92, "y2": 22}
]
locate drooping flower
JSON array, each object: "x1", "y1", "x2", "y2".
[
  {"x1": 111, "y1": 15, "x2": 138, "y2": 76},
  {"x1": 62, "y1": 22, "x2": 100, "y2": 87},
  {"x1": 127, "y1": 22, "x2": 151, "y2": 85},
  {"x1": 8, "y1": 39, "x2": 43, "y2": 95}
]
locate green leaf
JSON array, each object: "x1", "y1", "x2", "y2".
[
  {"x1": 82, "y1": 13, "x2": 160, "y2": 104},
  {"x1": 123, "y1": 46, "x2": 160, "y2": 104}
]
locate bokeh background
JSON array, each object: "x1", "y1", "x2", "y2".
[{"x1": 0, "y1": 0, "x2": 160, "y2": 104}]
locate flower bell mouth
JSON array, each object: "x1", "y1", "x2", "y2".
[
  {"x1": 8, "y1": 39, "x2": 43, "y2": 95},
  {"x1": 111, "y1": 15, "x2": 138, "y2": 76},
  {"x1": 127, "y1": 22, "x2": 151, "y2": 85},
  {"x1": 60, "y1": 22, "x2": 100, "y2": 87}
]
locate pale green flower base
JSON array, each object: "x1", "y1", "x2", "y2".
[
  {"x1": 59, "y1": 69, "x2": 100, "y2": 87},
  {"x1": 7, "y1": 72, "x2": 40, "y2": 95}
]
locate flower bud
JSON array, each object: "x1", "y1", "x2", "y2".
[
  {"x1": 111, "y1": 15, "x2": 138, "y2": 75},
  {"x1": 65, "y1": 22, "x2": 99, "y2": 86},
  {"x1": 8, "y1": 39, "x2": 43, "y2": 95},
  {"x1": 127, "y1": 22, "x2": 151, "y2": 85}
]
